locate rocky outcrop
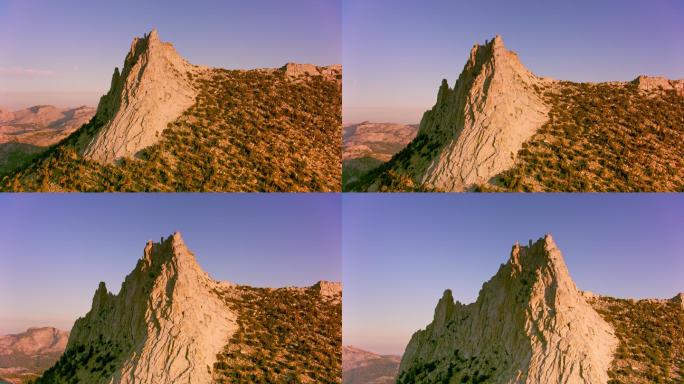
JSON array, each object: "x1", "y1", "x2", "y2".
[
  {"x1": 56, "y1": 232, "x2": 237, "y2": 384},
  {"x1": 281, "y1": 63, "x2": 342, "y2": 81},
  {"x1": 672, "y1": 293, "x2": 684, "y2": 309},
  {"x1": 633, "y1": 75, "x2": 684, "y2": 96},
  {"x1": 0, "y1": 327, "x2": 69, "y2": 384},
  {"x1": 82, "y1": 29, "x2": 200, "y2": 163},
  {"x1": 313, "y1": 280, "x2": 343, "y2": 302},
  {"x1": 398, "y1": 234, "x2": 618, "y2": 384},
  {"x1": 417, "y1": 35, "x2": 551, "y2": 191}
]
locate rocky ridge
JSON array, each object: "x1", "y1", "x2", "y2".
[
  {"x1": 398, "y1": 235, "x2": 618, "y2": 384},
  {"x1": 82, "y1": 29, "x2": 200, "y2": 163}
]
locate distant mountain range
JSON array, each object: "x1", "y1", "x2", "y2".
[
  {"x1": 0, "y1": 327, "x2": 69, "y2": 384},
  {"x1": 33, "y1": 232, "x2": 341, "y2": 384},
  {"x1": 347, "y1": 35, "x2": 684, "y2": 192},
  {"x1": 343, "y1": 345, "x2": 401, "y2": 384},
  {"x1": 342, "y1": 122, "x2": 418, "y2": 189},
  {"x1": 1, "y1": 29, "x2": 342, "y2": 191},
  {"x1": 0, "y1": 105, "x2": 95, "y2": 175}
]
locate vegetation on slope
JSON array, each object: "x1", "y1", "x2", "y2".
[
  {"x1": 494, "y1": 83, "x2": 684, "y2": 191},
  {"x1": 589, "y1": 297, "x2": 684, "y2": 384},
  {"x1": 1, "y1": 69, "x2": 341, "y2": 192},
  {"x1": 212, "y1": 286, "x2": 342, "y2": 383},
  {"x1": 29, "y1": 338, "x2": 131, "y2": 384}
]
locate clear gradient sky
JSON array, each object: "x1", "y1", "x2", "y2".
[
  {"x1": 343, "y1": 194, "x2": 684, "y2": 355},
  {"x1": 0, "y1": 0, "x2": 341, "y2": 110},
  {"x1": 343, "y1": 0, "x2": 684, "y2": 124},
  {"x1": 0, "y1": 194, "x2": 341, "y2": 334}
]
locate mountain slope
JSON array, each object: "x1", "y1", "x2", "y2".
[
  {"x1": 398, "y1": 235, "x2": 618, "y2": 384},
  {"x1": 33, "y1": 233, "x2": 341, "y2": 384},
  {"x1": 1, "y1": 30, "x2": 341, "y2": 192},
  {"x1": 0, "y1": 327, "x2": 69, "y2": 384},
  {"x1": 342, "y1": 346, "x2": 400, "y2": 384},
  {"x1": 589, "y1": 295, "x2": 684, "y2": 383},
  {"x1": 350, "y1": 36, "x2": 683, "y2": 192}
]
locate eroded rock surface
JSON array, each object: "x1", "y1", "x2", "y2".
[
  {"x1": 419, "y1": 35, "x2": 551, "y2": 191},
  {"x1": 41, "y1": 232, "x2": 237, "y2": 384},
  {"x1": 83, "y1": 29, "x2": 200, "y2": 163},
  {"x1": 398, "y1": 235, "x2": 618, "y2": 384}
]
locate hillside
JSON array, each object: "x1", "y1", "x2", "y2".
[
  {"x1": 342, "y1": 346, "x2": 400, "y2": 384},
  {"x1": 31, "y1": 233, "x2": 341, "y2": 384},
  {"x1": 348, "y1": 36, "x2": 683, "y2": 192},
  {"x1": 342, "y1": 122, "x2": 418, "y2": 189},
  {"x1": 0, "y1": 327, "x2": 68, "y2": 384},
  {"x1": 1, "y1": 30, "x2": 341, "y2": 192},
  {"x1": 589, "y1": 295, "x2": 684, "y2": 383}
]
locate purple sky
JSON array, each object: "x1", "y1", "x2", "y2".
[
  {"x1": 0, "y1": 194, "x2": 341, "y2": 334},
  {"x1": 343, "y1": 0, "x2": 684, "y2": 124},
  {"x1": 0, "y1": 0, "x2": 341, "y2": 110},
  {"x1": 343, "y1": 194, "x2": 684, "y2": 355}
]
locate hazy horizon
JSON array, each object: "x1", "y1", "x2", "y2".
[
  {"x1": 343, "y1": 194, "x2": 684, "y2": 355},
  {"x1": 343, "y1": 0, "x2": 684, "y2": 124},
  {"x1": 0, "y1": 194, "x2": 341, "y2": 335},
  {"x1": 0, "y1": 0, "x2": 341, "y2": 110}
]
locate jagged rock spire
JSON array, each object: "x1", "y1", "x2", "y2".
[
  {"x1": 66, "y1": 232, "x2": 237, "y2": 383},
  {"x1": 83, "y1": 29, "x2": 199, "y2": 163},
  {"x1": 409, "y1": 35, "x2": 551, "y2": 191},
  {"x1": 399, "y1": 234, "x2": 617, "y2": 384}
]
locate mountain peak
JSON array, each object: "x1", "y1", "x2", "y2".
[
  {"x1": 67, "y1": 233, "x2": 237, "y2": 383},
  {"x1": 399, "y1": 235, "x2": 617, "y2": 383},
  {"x1": 412, "y1": 35, "x2": 550, "y2": 191},
  {"x1": 83, "y1": 29, "x2": 199, "y2": 163}
]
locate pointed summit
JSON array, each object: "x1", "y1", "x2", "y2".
[
  {"x1": 66, "y1": 233, "x2": 237, "y2": 383},
  {"x1": 83, "y1": 29, "x2": 199, "y2": 163},
  {"x1": 360, "y1": 35, "x2": 551, "y2": 192},
  {"x1": 399, "y1": 234, "x2": 617, "y2": 383}
]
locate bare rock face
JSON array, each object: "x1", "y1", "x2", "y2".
[
  {"x1": 398, "y1": 234, "x2": 618, "y2": 384},
  {"x1": 65, "y1": 232, "x2": 237, "y2": 384},
  {"x1": 83, "y1": 29, "x2": 199, "y2": 163},
  {"x1": 419, "y1": 35, "x2": 551, "y2": 191}
]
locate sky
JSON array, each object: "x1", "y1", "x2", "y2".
[
  {"x1": 343, "y1": 194, "x2": 684, "y2": 355},
  {"x1": 343, "y1": 0, "x2": 684, "y2": 124},
  {"x1": 0, "y1": 0, "x2": 341, "y2": 110},
  {"x1": 0, "y1": 194, "x2": 341, "y2": 335}
]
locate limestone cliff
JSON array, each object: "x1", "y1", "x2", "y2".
[
  {"x1": 398, "y1": 235, "x2": 618, "y2": 384},
  {"x1": 82, "y1": 29, "x2": 200, "y2": 163}
]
